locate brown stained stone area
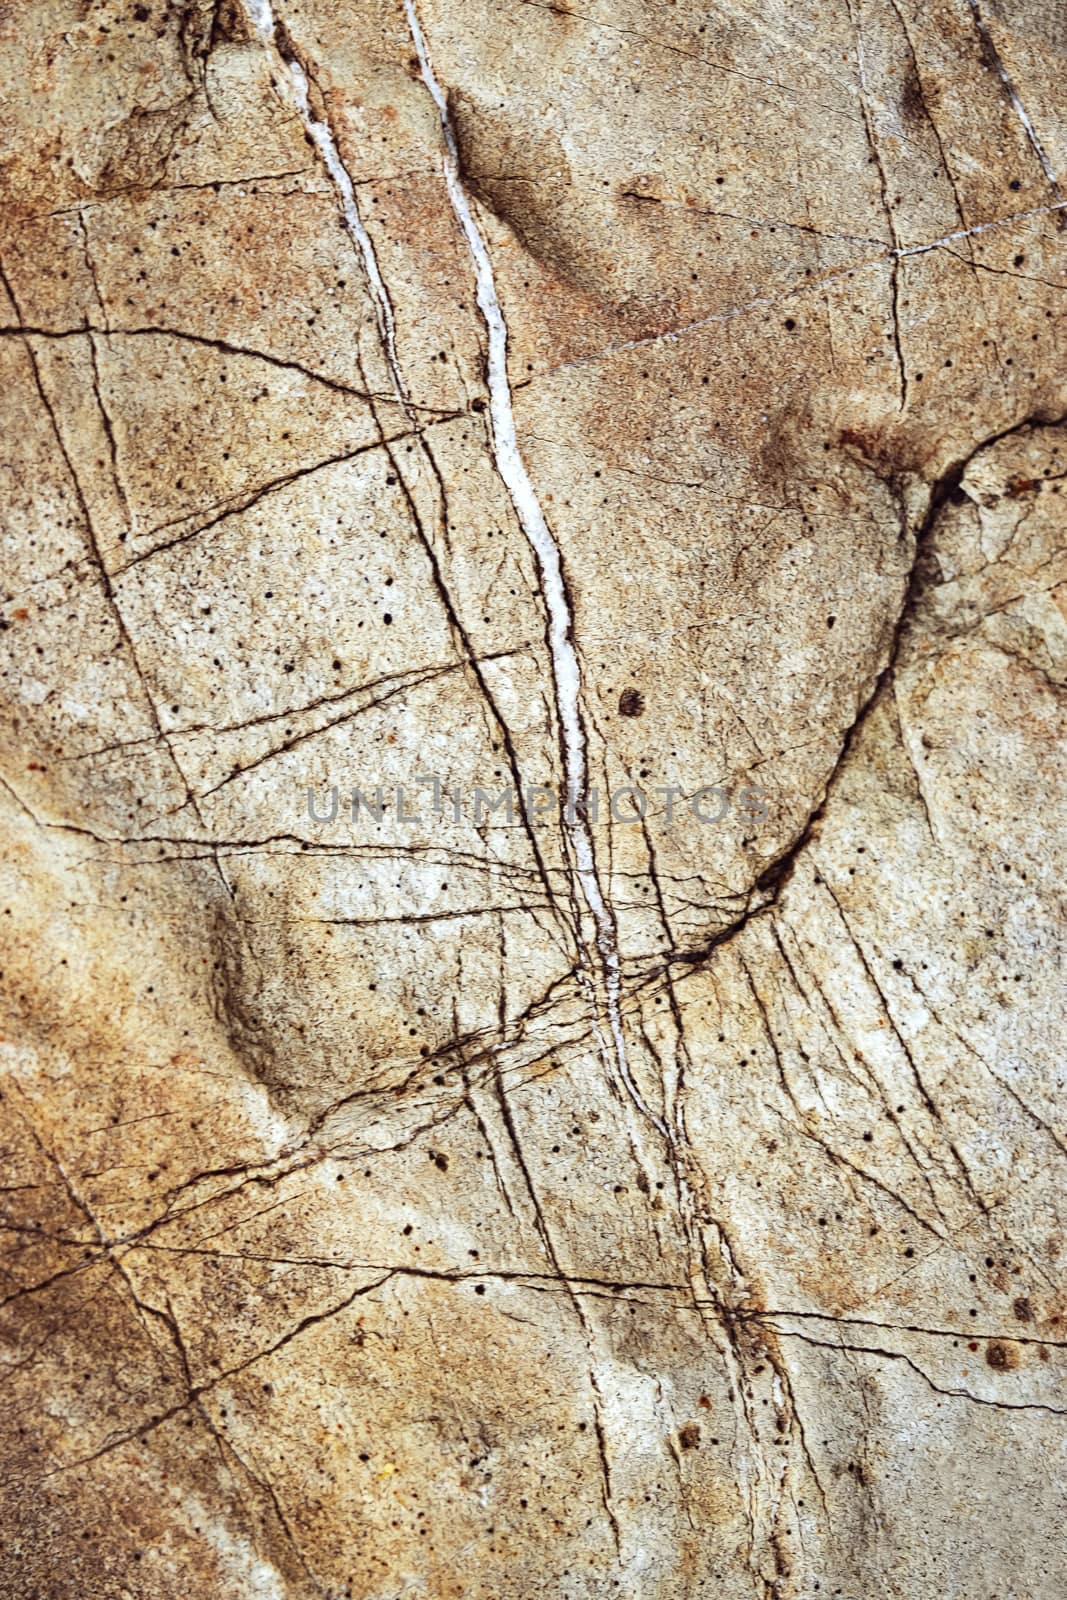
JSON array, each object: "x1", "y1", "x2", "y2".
[{"x1": 0, "y1": 1, "x2": 1064, "y2": 1596}]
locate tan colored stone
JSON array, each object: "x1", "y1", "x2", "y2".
[{"x1": 0, "y1": 1, "x2": 1064, "y2": 1595}]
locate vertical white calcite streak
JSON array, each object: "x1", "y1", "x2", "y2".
[
  {"x1": 243, "y1": 0, "x2": 275, "y2": 35},
  {"x1": 245, "y1": 0, "x2": 409, "y2": 401},
  {"x1": 402, "y1": 0, "x2": 666, "y2": 1137},
  {"x1": 965, "y1": 0, "x2": 1059, "y2": 190},
  {"x1": 245, "y1": 0, "x2": 662, "y2": 1135}
]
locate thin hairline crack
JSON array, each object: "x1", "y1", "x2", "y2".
[
  {"x1": 240, "y1": 0, "x2": 580, "y2": 957},
  {"x1": 400, "y1": 0, "x2": 666, "y2": 1138},
  {"x1": 243, "y1": 0, "x2": 407, "y2": 403},
  {"x1": 241, "y1": 0, "x2": 660, "y2": 1133}
]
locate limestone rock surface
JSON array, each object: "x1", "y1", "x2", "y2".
[{"x1": 0, "y1": 1, "x2": 1065, "y2": 1596}]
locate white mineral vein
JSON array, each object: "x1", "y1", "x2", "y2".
[
  {"x1": 245, "y1": 0, "x2": 408, "y2": 400},
  {"x1": 403, "y1": 0, "x2": 667, "y2": 1138}
]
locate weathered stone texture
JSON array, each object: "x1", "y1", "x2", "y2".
[{"x1": 0, "y1": 1, "x2": 1064, "y2": 1595}]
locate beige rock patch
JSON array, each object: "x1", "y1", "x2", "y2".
[{"x1": 0, "y1": 1, "x2": 1064, "y2": 1596}]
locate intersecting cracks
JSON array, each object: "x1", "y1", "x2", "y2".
[
  {"x1": 139, "y1": 971, "x2": 585, "y2": 1232},
  {"x1": 763, "y1": 920, "x2": 872, "y2": 1101},
  {"x1": 814, "y1": 871, "x2": 988, "y2": 1221},
  {"x1": 572, "y1": 406, "x2": 1067, "y2": 1576},
  {"x1": 844, "y1": 0, "x2": 907, "y2": 412},
  {"x1": 122, "y1": 1261, "x2": 328, "y2": 1592},
  {"x1": 4, "y1": 1086, "x2": 186, "y2": 1395},
  {"x1": 885, "y1": 0, "x2": 1006, "y2": 378},
  {"x1": 510, "y1": 0, "x2": 919, "y2": 140},
  {"x1": 74, "y1": 651, "x2": 522, "y2": 769},
  {"x1": 1, "y1": 800, "x2": 583, "y2": 1136},
  {"x1": 0, "y1": 261, "x2": 266, "y2": 974},
  {"x1": 431, "y1": 852, "x2": 817, "y2": 1564},
  {"x1": 241, "y1": 4, "x2": 576, "y2": 957},
  {"x1": 141, "y1": 847, "x2": 561, "y2": 918},
  {"x1": 0, "y1": 321, "x2": 434, "y2": 410},
  {"x1": 72, "y1": 216, "x2": 143, "y2": 552},
  {"x1": 119, "y1": 421, "x2": 452, "y2": 573},
  {"x1": 740, "y1": 950, "x2": 946, "y2": 1244},
  {"x1": 11, "y1": 11, "x2": 1063, "y2": 1575},
  {"x1": 892, "y1": 963, "x2": 1067, "y2": 1163},
  {"x1": 451, "y1": 999, "x2": 516, "y2": 1223},
  {"x1": 70, "y1": 1080, "x2": 625, "y2": 1555},
  {"x1": 734, "y1": 415, "x2": 1067, "y2": 1209},
  {"x1": 475, "y1": 1041, "x2": 624, "y2": 1552},
  {"x1": 114, "y1": 1275, "x2": 324, "y2": 1593},
  {"x1": 0, "y1": 784, "x2": 545, "y2": 894},
  {"x1": 248, "y1": 9, "x2": 460, "y2": 485},
  {"x1": 2, "y1": 1224, "x2": 691, "y2": 1315},
  {"x1": 0, "y1": 1247, "x2": 122, "y2": 1399},
  {"x1": 32, "y1": 1271, "x2": 393, "y2": 1484},
  {"x1": 680, "y1": 1140, "x2": 823, "y2": 1576},
  {"x1": 14, "y1": 1215, "x2": 713, "y2": 1536},
  {"x1": 0, "y1": 265, "x2": 199, "y2": 817},
  {"x1": 8, "y1": 1016, "x2": 658, "y2": 1541},
  {"x1": 765, "y1": 916, "x2": 964, "y2": 1236},
  {"x1": 705, "y1": 410, "x2": 1064, "y2": 943},
  {"x1": 193, "y1": 650, "x2": 526, "y2": 803},
  {"x1": 0, "y1": 330, "x2": 466, "y2": 577},
  {"x1": 692, "y1": 964, "x2": 873, "y2": 1536},
  {"x1": 407, "y1": 0, "x2": 667, "y2": 1150},
  {"x1": 369, "y1": 393, "x2": 577, "y2": 957},
  {"x1": 533, "y1": 201, "x2": 1067, "y2": 382},
  {"x1": 604, "y1": 873, "x2": 823, "y2": 1578}
]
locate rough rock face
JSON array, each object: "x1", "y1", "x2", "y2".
[{"x1": 0, "y1": 0, "x2": 1064, "y2": 1594}]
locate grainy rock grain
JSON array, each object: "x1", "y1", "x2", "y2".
[{"x1": 0, "y1": 1, "x2": 1064, "y2": 1595}]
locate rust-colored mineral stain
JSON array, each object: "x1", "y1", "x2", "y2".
[{"x1": 985, "y1": 1341, "x2": 1020, "y2": 1371}]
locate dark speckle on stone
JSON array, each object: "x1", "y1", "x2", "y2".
[{"x1": 985, "y1": 1340, "x2": 1019, "y2": 1371}]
